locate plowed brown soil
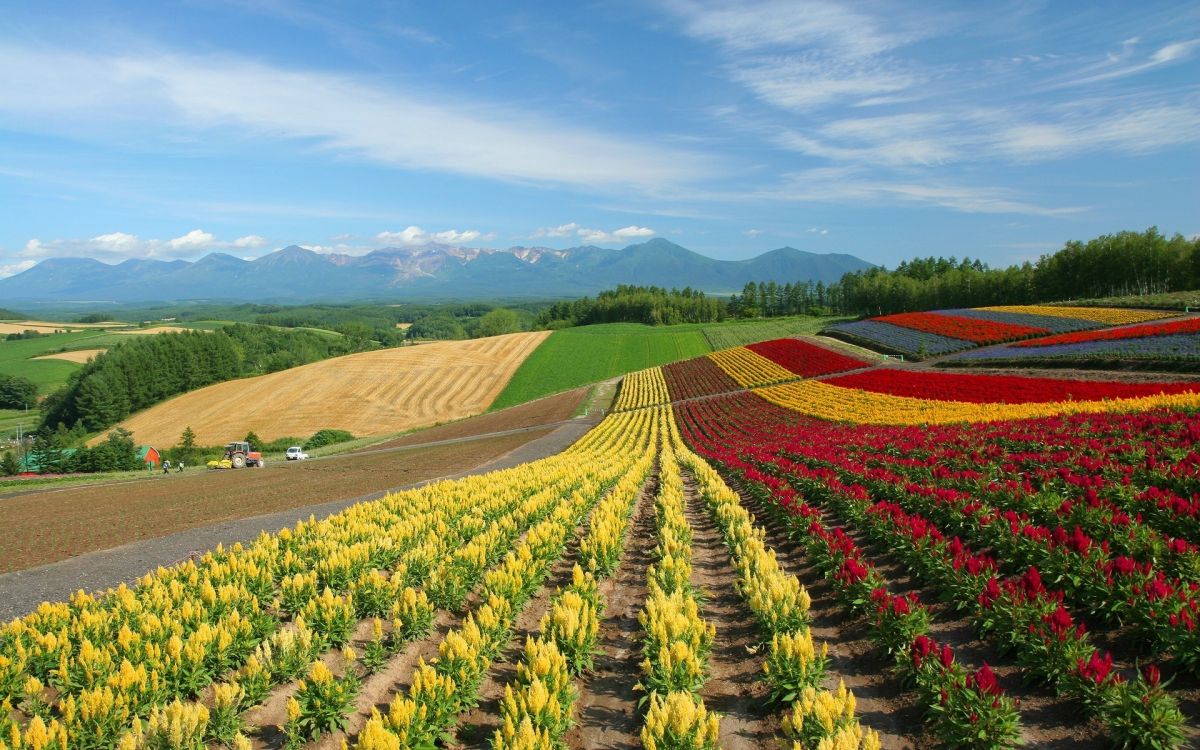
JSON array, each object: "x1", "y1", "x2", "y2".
[{"x1": 0, "y1": 429, "x2": 551, "y2": 574}]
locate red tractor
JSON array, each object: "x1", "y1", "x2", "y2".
[{"x1": 222, "y1": 440, "x2": 265, "y2": 468}]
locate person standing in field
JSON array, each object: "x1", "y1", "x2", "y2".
[
  {"x1": 162, "y1": 459, "x2": 171, "y2": 474},
  {"x1": 177, "y1": 461, "x2": 184, "y2": 473}
]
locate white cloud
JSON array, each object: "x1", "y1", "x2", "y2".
[
  {"x1": 0, "y1": 260, "x2": 36, "y2": 279},
  {"x1": 808, "y1": 227, "x2": 829, "y2": 235},
  {"x1": 744, "y1": 228, "x2": 763, "y2": 237},
  {"x1": 667, "y1": 0, "x2": 919, "y2": 57},
  {"x1": 376, "y1": 226, "x2": 494, "y2": 246},
  {"x1": 233, "y1": 234, "x2": 268, "y2": 248},
  {"x1": 733, "y1": 56, "x2": 916, "y2": 110},
  {"x1": 533, "y1": 224, "x2": 657, "y2": 245},
  {"x1": 531, "y1": 223, "x2": 582, "y2": 239},
  {"x1": 17, "y1": 229, "x2": 271, "y2": 262},
  {"x1": 0, "y1": 43, "x2": 713, "y2": 192},
  {"x1": 90, "y1": 232, "x2": 142, "y2": 252},
  {"x1": 168, "y1": 229, "x2": 216, "y2": 250}
]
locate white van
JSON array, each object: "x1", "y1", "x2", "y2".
[{"x1": 285, "y1": 446, "x2": 310, "y2": 460}]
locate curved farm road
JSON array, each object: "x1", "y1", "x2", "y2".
[{"x1": 0, "y1": 386, "x2": 610, "y2": 620}]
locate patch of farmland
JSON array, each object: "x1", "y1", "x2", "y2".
[
  {"x1": 701, "y1": 315, "x2": 845, "y2": 349},
  {"x1": 31, "y1": 347, "x2": 106, "y2": 363},
  {"x1": 112, "y1": 325, "x2": 197, "y2": 335},
  {"x1": 111, "y1": 331, "x2": 549, "y2": 446},
  {"x1": 489, "y1": 322, "x2": 710, "y2": 409}
]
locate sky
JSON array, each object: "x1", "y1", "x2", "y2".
[{"x1": 0, "y1": 0, "x2": 1197, "y2": 279}]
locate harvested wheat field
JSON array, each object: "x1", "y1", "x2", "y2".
[
  {"x1": 109, "y1": 330, "x2": 550, "y2": 446},
  {"x1": 32, "y1": 347, "x2": 107, "y2": 363},
  {"x1": 0, "y1": 319, "x2": 127, "y2": 334},
  {"x1": 113, "y1": 325, "x2": 196, "y2": 335}
]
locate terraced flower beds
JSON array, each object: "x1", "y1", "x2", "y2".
[
  {"x1": 952, "y1": 333, "x2": 1200, "y2": 368},
  {"x1": 825, "y1": 368, "x2": 1200, "y2": 404},
  {"x1": 874, "y1": 312, "x2": 1048, "y2": 344},
  {"x1": 745, "y1": 338, "x2": 869, "y2": 377},
  {"x1": 827, "y1": 305, "x2": 1185, "y2": 360},
  {"x1": 1011, "y1": 317, "x2": 1200, "y2": 348},
  {"x1": 673, "y1": 389, "x2": 1197, "y2": 749},
  {"x1": 824, "y1": 319, "x2": 973, "y2": 358}
]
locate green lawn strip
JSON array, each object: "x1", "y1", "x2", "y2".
[
  {"x1": 700, "y1": 315, "x2": 850, "y2": 349},
  {"x1": 489, "y1": 323, "x2": 711, "y2": 410}
]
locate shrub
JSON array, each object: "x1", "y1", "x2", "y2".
[{"x1": 304, "y1": 429, "x2": 355, "y2": 450}]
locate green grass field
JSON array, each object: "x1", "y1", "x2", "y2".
[
  {"x1": 489, "y1": 323, "x2": 711, "y2": 410},
  {"x1": 0, "y1": 330, "x2": 112, "y2": 393},
  {"x1": 701, "y1": 316, "x2": 849, "y2": 349}
]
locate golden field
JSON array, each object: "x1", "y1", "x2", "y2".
[
  {"x1": 106, "y1": 331, "x2": 551, "y2": 446},
  {"x1": 32, "y1": 348, "x2": 107, "y2": 363}
]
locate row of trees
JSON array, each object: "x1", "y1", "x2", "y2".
[
  {"x1": 40, "y1": 324, "x2": 370, "y2": 433},
  {"x1": 725, "y1": 228, "x2": 1199, "y2": 319},
  {"x1": 838, "y1": 228, "x2": 1200, "y2": 316},
  {"x1": 534, "y1": 285, "x2": 726, "y2": 328}
]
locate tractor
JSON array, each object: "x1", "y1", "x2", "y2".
[{"x1": 207, "y1": 441, "x2": 265, "y2": 469}]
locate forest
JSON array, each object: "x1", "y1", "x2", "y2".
[
  {"x1": 534, "y1": 285, "x2": 726, "y2": 328},
  {"x1": 729, "y1": 227, "x2": 1200, "y2": 318}
]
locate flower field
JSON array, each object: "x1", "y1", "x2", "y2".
[
  {"x1": 7, "y1": 329, "x2": 1200, "y2": 749},
  {"x1": 825, "y1": 305, "x2": 1191, "y2": 360}
]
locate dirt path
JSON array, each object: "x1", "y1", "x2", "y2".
[
  {"x1": 681, "y1": 473, "x2": 777, "y2": 749},
  {"x1": 567, "y1": 472, "x2": 658, "y2": 750}
]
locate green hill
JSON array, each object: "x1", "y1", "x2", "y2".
[{"x1": 489, "y1": 323, "x2": 711, "y2": 410}]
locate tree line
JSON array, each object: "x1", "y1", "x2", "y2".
[
  {"x1": 39, "y1": 324, "x2": 368, "y2": 433},
  {"x1": 836, "y1": 228, "x2": 1199, "y2": 316},
  {"x1": 535, "y1": 285, "x2": 726, "y2": 328}
]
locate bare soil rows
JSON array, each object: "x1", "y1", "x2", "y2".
[
  {"x1": 681, "y1": 473, "x2": 776, "y2": 749},
  {"x1": 567, "y1": 471, "x2": 659, "y2": 750},
  {"x1": 110, "y1": 331, "x2": 550, "y2": 447}
]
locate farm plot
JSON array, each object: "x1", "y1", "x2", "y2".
[
  {"x1": 826, "y1": 306, "x2": 1184, "y2": 360},
  {"x1": 110, "y1": 331, "x2": 549, "y2": 447},
  {"x1": 675, "y1": 389, "x2": 1200, "y2": 748},
  {"x1": 30, "y1": 348, "x2": 106, "y2": 364}
]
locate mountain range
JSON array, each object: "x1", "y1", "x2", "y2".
[{"x1": 0, "y1": 239, "x2": 873, "y2": 303}]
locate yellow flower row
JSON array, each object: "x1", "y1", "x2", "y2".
[
  {"x1": 493, "y1": 412, "x2": 668, "y2": 748},
  {"x1": 639, "y1": 444, "x2": 720, "y2": 749},
  {"x1": 0, "y1": 407, "x2": 663, "y2": 749},
  {"x1": 977, "y1": 304, "x2": 1177, "y2": 325},
  {"x1": 614, "y1": 367, "x2": 671, "y2": 411},
  {"x1": 354, "y1": 407, "x2": 670, "y2": 750},
  {"x1": 707, "y1": 347, "x2": 796, "y2": 388},
  {"x1": 756, "y1": 379, "x2": 1200, "y2": 425},
  {"x1": 674, "y1": 429, "x2": 879, "y2": 750}
]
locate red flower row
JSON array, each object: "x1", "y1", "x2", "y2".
[
  {"x1": 876, "y1": 311, "x2": 1047, "y2": 344},
  {"x1": 744, "y1": 337, "x2": 869, "y2": 377},
  {"x1": 1011, "y1": 316, "x2": 1200, "y2": 348},
  {"x1": 824, "y1": 368, "x2": 1200, "y2": 404},
  {"x1": 662, "y1": 356, "x2": 740, "y2": 401}
]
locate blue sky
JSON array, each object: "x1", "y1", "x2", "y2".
[{"x1": 0, "y1": 0, "x2": 1197, "y2": 278}]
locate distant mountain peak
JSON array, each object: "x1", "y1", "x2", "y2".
[{"x1": 0, "y1": 241, "x2": 874, "y2": 303}]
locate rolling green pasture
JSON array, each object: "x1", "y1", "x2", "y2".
[
  {"x1": 489, "y1": 323, "x2": 711, "y2": 410},
  {"x1": 0, "y1": 331, "x2": 107, "y2": 393},
  {"x1": 701, "y1": 316, "x2": 849, "y2": 350}
]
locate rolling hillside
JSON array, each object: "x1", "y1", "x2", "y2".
[{"x1": 106, "y1": 331, "x2": 549, "y2": 447}]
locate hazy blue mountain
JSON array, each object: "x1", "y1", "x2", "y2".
[{"x1": 0, "y1": 239, "x2": 873, "y2": 303}]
